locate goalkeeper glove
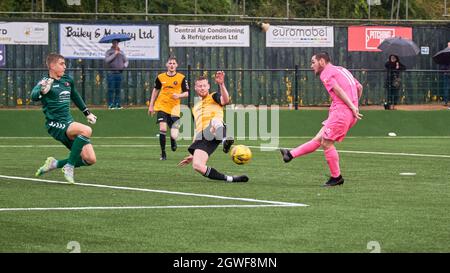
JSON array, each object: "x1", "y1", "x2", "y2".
[
  {"x1": 40, "y1": 77, "x2": 54, "y2": 95},
  {"x1": 82, "y1": 109, "x2": 97, "y2": 124}
]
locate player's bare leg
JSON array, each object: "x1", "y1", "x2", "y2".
[
  {"x1": 35, "y1": 123, "x2": 95, "y2": 178},
  {"x1": 80, "y1": 144, "x2": 96, "y2": 165},
  {"x1": 191, "y1": 149, "x2": 248, "y2": 183},
  {"x1": 192, "y1": 149, "x2": 209, "y2": 175}
]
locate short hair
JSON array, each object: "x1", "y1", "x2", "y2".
[
  {"x1": 167, "y1": 56, "x2": 177, "y2": 62},
  {"x1": 195, "y1": 76, "x2": 208, "y2": 83},
  {"x1": 313, "y1": 52, "x2": 331, "y2": 63},
  {"x1": 46, "y1": 53, "x2": 64, "y2": 68}
]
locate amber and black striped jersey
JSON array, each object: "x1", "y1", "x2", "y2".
[
  {"x1": 154, "y1": 72, "x2": 189, "y2": 117},
  {"x1": 192, "y1": 92, "x2": 223, "y2": 133}
]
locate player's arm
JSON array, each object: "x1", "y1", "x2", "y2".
[
  {"x1": 179, "y1": 126, "x2": 197, "y2": 166},
  {"x1": 148, "y1": 88, "x2": 160, "y2": 115},
  {"x1": 70, "y1": 79, "x2": 97, "y2": 124},
  {"x1": 332, "y1": 84, "x2": 363, "y2": 120},
  {"x1": 215, "y1": 71, "x2": 230, "y2": 105},
  {"x1": 179, "y1": 127, "x2": 199, "y2": 166},
  {"x1": 172, "y1": 77, "x2": 189, "y2": 100},
  {"x1": 178, "y1": 154, "x2": 193, "y2": 167},
  {"x1": 31, "y1": 77, "x2": 53, "y2": 101},
  {"x1": 356, "y1": 82, "x2": 363, "y2": 100},
  {"x1": 31, "y1": 82, "x2": 43, "y2": 101},
  {"x1": 148, "y1": 77, "x2": 162, "y2": 115},
  {"x1": 354, "y1": 78, "x2": 363, "y2": 100},
  {"x1": 176, "y1": 92, "x2": 189, "y2": 99}
]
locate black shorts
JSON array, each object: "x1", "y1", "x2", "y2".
[
  {"x1": 156, "y1": 111, "x2": 180, "y2": 129},
  {"x1": 188, "y1": 139, "x2": 221, "y2": 156},
  {"x1": 187, "y1": 124, "x2": 226, "y2": 156}
]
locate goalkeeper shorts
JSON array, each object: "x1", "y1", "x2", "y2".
[{"x1": 46, "y1": 120, "x2": 73, "y2": 150}]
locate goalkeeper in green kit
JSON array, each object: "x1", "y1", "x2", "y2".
[{"x1": 31, "y1": 53, "x2": 97, "y2": 184}]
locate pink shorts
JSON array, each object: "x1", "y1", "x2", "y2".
[{"x1": 321, "y1": 108, "x2": 357, "y2": 142}]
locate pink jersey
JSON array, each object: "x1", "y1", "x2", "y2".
[{"x1": 320, "y1": 64, "x2": 360, "y2": 111}]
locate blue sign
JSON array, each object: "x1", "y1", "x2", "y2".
[{"x1": 0, "y1": 45, "x2": 5, "y2": 67}]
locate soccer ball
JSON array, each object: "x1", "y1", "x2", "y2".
[{"x1": 231, "y1": 145, "x2": 252, "y2": 165}]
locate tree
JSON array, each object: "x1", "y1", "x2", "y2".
[{"x1": 0, "y1": 0, "x2": 446, "y2": 20}]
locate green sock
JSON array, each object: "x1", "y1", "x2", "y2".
[
  {"x1": 57, "y1": 157, "x2": 88, "y2": 168},
  {"x1": 68, "y1": 135, "x2": 90, "y2": 166},
  {"x1": 57, "y1": 155, "x2": 91, "y2": 169},
  {"x1": 57, "y1": 158, "x2": 68, "y2": 168}
]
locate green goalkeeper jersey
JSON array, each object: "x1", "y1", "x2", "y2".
[{"x1": 31, "y1": 74, "x2": 87, "y2": 125}]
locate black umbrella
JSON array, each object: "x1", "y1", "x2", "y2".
[
  {"x1": 377, "y1": 37, "x2": 420, "y2": 57},
  {"x1": 432, "y1": 47, "x2": 450, "y2": 65}
]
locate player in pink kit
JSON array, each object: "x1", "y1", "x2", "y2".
[{"x1": 280, "y1": 52, "x2": 363, "y2": 187}]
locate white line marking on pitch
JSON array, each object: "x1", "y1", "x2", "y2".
[
  {"x1": 251, "y1": 146, "x2": 450, "y2": 159},
  {"x1": 2, "y1": 136, "x2": 450, "y2": 139},
  {"x1": 0, "y1": 175, "x2": 308, "y2": 210},
  {"x1": 1, "y1": 144, "x2": 450, "y2": 159},
  {"x1": 0, "y1": 204, "x2": 300, "y2": 212},
  {"x1": 0, "y1": 144, "x2": 172, "y2": 148},
  {"x1": 240, "y1": 146, "x2": 450, "y2": 159},
  {"x1": 399, "y1": 172, "x2": 416, "y2": 176},
  {"x1": 326, "y1": 149, "x2": 450, "y2": 159}
]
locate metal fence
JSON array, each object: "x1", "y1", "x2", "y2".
[{"x1": 0, "y1": 67, "x2": 449, "y2": 108}]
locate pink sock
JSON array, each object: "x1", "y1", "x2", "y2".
[
  {"x1": 324, "y1": 146, "x2": 341, "y2": 178},
  {"x1": 290, "y1": 139, "x2": 321, "y2": 158}
]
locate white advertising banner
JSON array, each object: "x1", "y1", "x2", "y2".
[
  {"x1": 169, "y1": 25, "x2": 249, "y2": 47},
  {"x1": 0, "y1": 22, "x2": 48, "y2": 45},
  {"x1": 266, "y1": 25, "x2": 334, "y2": 47},
  {"x1": 59, "y1": 24, "x2": 160, "y2": 60}
]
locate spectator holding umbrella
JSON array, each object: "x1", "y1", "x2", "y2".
[
  {"x1": 439, "y1": 63, "x2": 449, "y2": 107},
  {"x1": 384, "y1": 54, "x2": 405, "y2": 110},
  {"x1": 378, "y1": 37, "x2": 419, "y2": 110},
  {"x1": 101, "y1": 34, "x2": 130, "y2": 109},
  {"x1": 433, "y1": 42, "x2": 450, "y2": 108}
]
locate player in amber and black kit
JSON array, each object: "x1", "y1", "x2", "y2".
[
  {"x1": 148, "y1": 56, "x2": 189, "y2": 160},
  {"x1": 178, "y1": 71, "x2": 248, "y2": 183}
]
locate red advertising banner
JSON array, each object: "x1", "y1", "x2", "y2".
[{"x1": 348, "y1": 26, "x2": 413, "y2": 51}]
